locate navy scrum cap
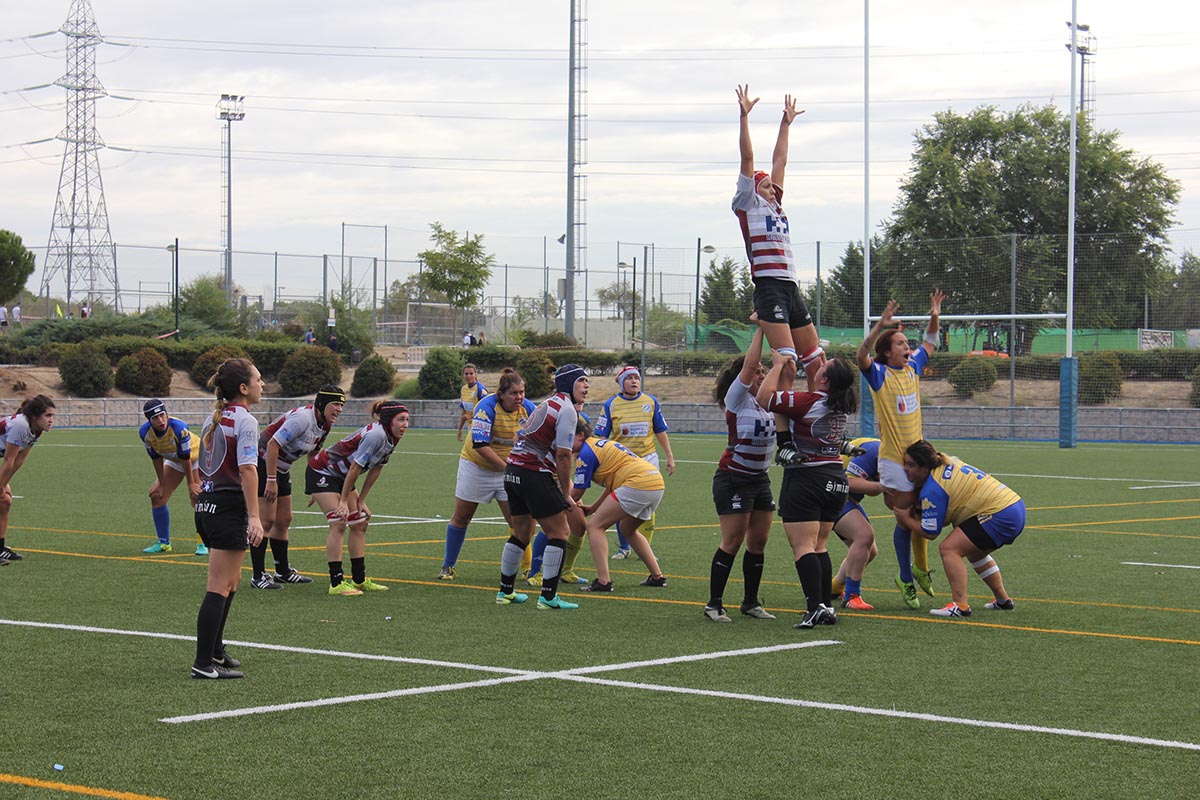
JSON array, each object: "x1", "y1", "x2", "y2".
[
  {"x1": 553, "y1": 363, "x2": 587, "y2": 395},
  {"x1": 143, "y1": 399, "x2": 167, "y2": 420}
]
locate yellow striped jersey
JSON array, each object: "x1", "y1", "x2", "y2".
[
  {"x1": 918, "y1": 457, "x2": 1022, "y2": 535},
  {"x1": 593, "y1": 392, "x2": 668, "y2": 458},
  {"x1": 861, "y1": 348, "x2": 929, "y2": 463},
  {"x1": 139, "y1": 416, "x2": 199, "y2": 464},
  {"x1": 574, "y1": 437, "x2": 664, "y2": 493},
  {"x1": 459, "y1": 381, "x2": 488, "y2": 412},
  {"x1": 460, "y1": 394, "x2": 537, "y2": 468}
]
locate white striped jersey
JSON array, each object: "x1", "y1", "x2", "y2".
[
  {"x1": 763, "y1": 390, "x2": 847, "y2": 467},
  {"x1": 732, "y1": 172, "x2": 795, "y2": 282},
  {"x1": 507, "y1": 393, "x2": 577, "y2": 474},
  {"x1": 197, "y1": 404, "x2": 260, "y2": 494},
  {"x1": 309, "y1": 422, "x2": 396, "y2": 478},
  {"x1": 717, "y1": 377, "x2": 775, "y2": 476},
  {"x1": 258, "y1": 405, "x2": 331, "y2": 473},
  {"x1": 0, "y1": 413, "x2": 40, "y2": 456}
]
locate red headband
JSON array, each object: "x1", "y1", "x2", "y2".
[{"x1": 753, "y1": 170, "x2": 770, "y2": 190}]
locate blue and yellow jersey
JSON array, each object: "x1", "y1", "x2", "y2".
[
  {"x1": 861, "y1": 348, "x2": 928, "y2": 464},
  {"x1": 139, "y1": 416, "x2": 199, "y2": 465},
  {"x1": 593, "y1": 392, "x2": 668, "y2": 458},
  {"x1": 842, "y1": 437, "x2": 880, "y2": 503},
  {"x1": 461, "y1": 395, "x2": 537, "y2": 468},
  {"x1": 574, "y1": 437, "x2": 664, "y2": 493},
  {"x1": 918, "y1": 457, "x2": 1022, "y2": 536},
  {"x1": 459, "y1": 381, "x2": 488, "y2": 412}
]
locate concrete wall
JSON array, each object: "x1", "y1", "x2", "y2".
[{"x1": 41, "y1": 396, "x2": 1200, "y2": 444}]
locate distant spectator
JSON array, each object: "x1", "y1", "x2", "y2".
[
  {"x1": 328, "y1": 332, "x2": 339, "y2": 353},
  {"x1": 462, "y1": 330, "x2": 472, "y2": 348},
  {"x1": 477, "y1": 331, "x2": 488, "y2": 347},
  {"x1": 0, "y1": 305, "x2": 8, "y2": 335},
  {"x1": 11, "y1": 303, "x2": 20, "y2": 326},
  {"x1": 304, "y1": 327, "x2": 315, "y2": 345},
  {"x1": 80, "y1": 303, "x2": 91, "y2": 319}
]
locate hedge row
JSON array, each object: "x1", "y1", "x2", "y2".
[{"x1": 0, "y1": 336, "x2": 303, "y2": 379}]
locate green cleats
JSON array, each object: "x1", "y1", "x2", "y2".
[
  {"x1": 559, "y1": 571, "x2": 589, "y2": 586},
  {"x1": 143, "y1": 542, "x2": 172, "y2": 554},
  {"x1": 536, "y1": 595, "x2": 579, "y2": 610},
  {"x1": 329, "y1": 581, "x2": 363, "y2": 597},
  {"x1": 912, "y1": 566, "x2": 935, "y2": 597},
  {"x1": 525, "y1": 572, "x2": 543, "y2": 587},
  {"x1": 895, "y1": 573, "x2": 920, "y2": 609},
  {"x1": 353, "y1": 577, "x2": 389, "y2": 592},
  {"x1": 496, "y1": 591, "x2": 528, "y2": 605}
]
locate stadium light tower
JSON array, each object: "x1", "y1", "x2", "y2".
[
  {"x1": 217, "y1": 94, "x2": 245, "y2": 307},
  {"x1": 1064, "y1": 22, "x2": 1096, "y2": 118}
]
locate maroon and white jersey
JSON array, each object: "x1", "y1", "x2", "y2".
[
  {"x1": 258, "y1": 405, "x2": 331, "y2": 473},
  {"x1": 0, "y1": 413, "x2": 41, "y2": 456},
  {"x1": 763, "y1": 390, "x2": 846, "y2": 467},
  {"x1": 507, "y1": 393, "x2": 577, "y2": 474},
  {"x1": 732, "y1": 172, "x2": 795, "y2": 283},
  {"x1": 198, "y1": 404, "x2": 260, "y2": 493},
  {"x1": 309, "y1": 422, "x2": 395, "y2": 478},
  {"x1": 717, "y1": 378, "x2": 776, "y2": 476}
]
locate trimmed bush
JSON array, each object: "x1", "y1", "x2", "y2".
[
  {"x1": 350, "y1": 354, "x2": 397, "y2": 397},
  {"x1": 191, "y1": 344, "x2": 249, "y2": 387},
  {"x1": 947, "y1": 357, "x2": 998, "y2": 398},
  {"x1": 1078, "y1": 352, "x2": 1122, "y2": 405},
  {"x1": 115, "y1": 348, "x2": 173, "y2": 396},
  {"x1": 514, "y1": 349, "x2": 556, "y2": 399},
  {"x1": 278, "y1": 346, "x2": 344, "y2": 397},
  {"x1": 1189, "y1": 365, "x2": 1200, "y2": 409},
  {"x1": 417, "y1": 348, "x2": 465, "y2": 400},
  {"x1": 58, "y1": 341, "x2": 113, "y2": 397},
  {"x1": 392, "y1": 376, "x2": 420, "y2": 400}
]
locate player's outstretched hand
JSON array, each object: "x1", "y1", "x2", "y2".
[
  {"x1": 782, "y1": 94, "x2": 805, "y2": 124},
  {"x1": 736, "y1": 84, "x2": 759, "y2": 116}
]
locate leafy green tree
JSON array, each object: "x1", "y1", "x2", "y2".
[
  {"x1": 700, "y1": 257, "x2": 752, "y2": 325},
  {"x1": 180, "y1": 274, "x2": 239, "y2": 333},
  {"x1": 0, "y1": 230, "x2": 37, "y2": 304},
  {"x1": 595, "y1": 281, "x2": 641, "y2": 322},
  {"x1": 1151, "y1": 252, "x2": 1200, "y2": 329},
  {"x1": 417, "y1": 223, "x2": 494, "y2": 330},
  {"x1": 881, "y1": 104, "x2": 1179, "y2": 328}
]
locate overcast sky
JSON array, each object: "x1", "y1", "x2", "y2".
[{"x1": 2, "y1": 1, "x2": 1199, "y2": 311}]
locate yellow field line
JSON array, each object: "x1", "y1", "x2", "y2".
[
  {"x1": 1035, "y1": 515, "x2": 1200, "y2": 528},
  {"x1": 1026, "y1": 525, "x2": 1200, "y2": 539},
  {"x1": 0, "y1": 773, "x2": 170, "y2": 800},
  {"x1": 1028, "y1": 498, "x2": 1200, "y2": 511}
]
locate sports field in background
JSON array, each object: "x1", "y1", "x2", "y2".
[{"x1": 2, "y1": 428, "x2": 1197, "y2": 800}]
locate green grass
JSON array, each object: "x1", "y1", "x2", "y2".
[{"x1": 3, "y1": 429, "x2": 1199, "y2": 799}]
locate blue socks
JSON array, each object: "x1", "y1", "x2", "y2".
[
  {"x1": 844, "y1": 577, "x2": 861, "y2": 597},
  {"x1": 894, "y1": 524, "x2": 913, "y2": 583},
  {"x1": 443, "y1": 524, "x2": 467, "y2": 569},
  {"x1": 616, "y1": 521, "x2": 630, "y2": 551},
  {"x1": 152, "y1": 504, "x2": 170, "y2": 544},
  {"x1": 529, "y1": 530, "x2": 549, "y2": 574}
]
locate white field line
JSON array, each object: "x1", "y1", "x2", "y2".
[
  {"x1": 1129, "y1": 483, "x2": 1200, "y2": 490},
  {"x1": 7, "y1": 617, "x2": 1199, "y2": 751},
  {"x1": 1121, "y1": 561, "x2": 1200, "y2": 570},
  {"x1": 554, "y1": 675, "x2": 1200, "y2": 752}
]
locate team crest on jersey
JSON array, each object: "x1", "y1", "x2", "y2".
[{"x1": 642, "y1": 403, "x2": 652, "y2": 413}]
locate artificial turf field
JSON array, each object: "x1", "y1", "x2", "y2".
[{"x1": 1, "y1": 427, "x2": 1197, "y2": 799}]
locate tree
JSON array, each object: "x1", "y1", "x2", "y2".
[
  {"x1": 881, "y1": 104, "x2": 1179, "y2": 328},
  {"x1": 1151, "y1": 252, "x2": 1200, "y2": 329},
  {"x1": 595, "y1": 281, "x2": 641, "y2": 322},
  {"x1": 700, "y1": 256, "x2": 753, "y2": 325},
  {"x1": 180, "y1": 274, "x2": 239, "y2": 333},
  {"x1": 0, "y1": 230, "x2": 37, "y2": 304},
  {"x1": 417, "y1": 222, "x2": 494, "y2": 330}
]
